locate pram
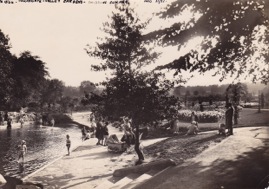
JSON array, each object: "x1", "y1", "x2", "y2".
[{"x1": 107, "y1": 134, "x2": 128, "y2": 153}]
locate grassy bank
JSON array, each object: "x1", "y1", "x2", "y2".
[{"x1": 236, "y1": 108, "x2": 269, "y2": 127}]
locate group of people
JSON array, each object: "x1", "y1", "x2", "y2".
[
  {"x1": 185, "y1": 103, "x2": 236, "y2": 136},
  {"x1": 18, "y1": 103, "x2": 238, "y2": 165},
  {"x1": 1, "y1": 111, "x2": 39, "y2": 129},
  {"x1": 95, "y1": 120, "x2": 109, "y2": 146},
  {"x1": 79, "y1": 115, "x2": 135, "y2": 152},
  {"x1": 0, "y1": 112, "x2": 13, "y2": 129},
  {"x1": 172, "y1": 111, "x2": 199, "y2": 135},
  {"x1": 80, "y1": 115, "x2": 110, "y2": 146}
]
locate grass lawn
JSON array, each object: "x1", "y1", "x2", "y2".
[
  {"x1": 236, "y1": 108, "x2": 269, "y2": 127},
  {"x1": 143, "y1": 108, "x2": 269, "y2": 164},
  {"x1": 148, "y1": 108, "x2": 269, "y2": 138}
]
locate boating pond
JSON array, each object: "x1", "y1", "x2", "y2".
[{"x1": 0, "y1": 122, "x2": 82, "y2": 178}]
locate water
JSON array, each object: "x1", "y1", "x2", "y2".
[{"x1": 0, "y1": 122, "x2": 82, "y2": 178}]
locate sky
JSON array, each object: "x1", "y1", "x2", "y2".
[{"x1": 0, "y1": 0, "x2": 253, "y2": 87}]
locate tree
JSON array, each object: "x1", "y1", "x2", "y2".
[
  {"x1": 193, "y1": 90, "x2": 199, "y2": 96},
  {"x1": 79, "y1": 80, "x2": 96, "y2": 95},
  {"x1": 226, "y1": 83, "x2": 248, "y2": 105},
  {"x1": 261, "y1": 92, "x2": 265, "y2": 108},
  {"x1": 146, "y1": 0, "x2": 269, "y2": 84},
  {"x1": 184, "y1": 90, "x2": 190, "y2": 106},
  {"x1": 59, "y1": 96, "x2": 74, "y2": 113},
  {"x1": 86, "y1": 4, "x2": 176, "y2": 164},
  {"x1": 0, "y1": 29, "x2": 15, "y2": 109},
  {"x1": 40, "y1": 79, "x2": 64, "y2": 111},
  {"x1": 63, "y1": 86, "x2": 81, "y2": 98},
  {"x1": 226, "y1": 82, "x2": 248, "y2": 124},
  {"x1": 11, "y1": 51, "x2": 48, "y2": 109},
  {"x1": 173, "y1": 86, "x2": 182, "y2": 97}
]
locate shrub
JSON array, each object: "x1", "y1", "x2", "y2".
[{"x1": 177, "y1": 110, "x2": 224, "y2": 123}]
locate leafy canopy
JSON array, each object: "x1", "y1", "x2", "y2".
[{"x1": 146, "y1": 0, "x2": 269, "y2": 84}]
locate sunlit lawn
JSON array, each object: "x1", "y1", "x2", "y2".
[
  {"x1": 236, "y1": 108, "x2": 269, "y2": 127},
  {"x1": 147, "y1": 108, "x2": 269, "y2": 139},
  {"x1": 180, "y1": 108, "x2": 269, "y2": 132}
]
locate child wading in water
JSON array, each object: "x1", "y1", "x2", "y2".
[
  {"x1": 18, "y1": 140, "x2": 27, "y2": 163},
  {"x1": 66, "y1": 134, "x2": 71, "y2": 155}
]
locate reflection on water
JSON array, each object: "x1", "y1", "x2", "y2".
[{"x1": 0, "y1": 123, "x2": 82, "y2": 178}]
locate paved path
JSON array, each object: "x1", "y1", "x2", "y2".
[{"x1": 136, "y1": 126, "x2": 269, "y2": 189}]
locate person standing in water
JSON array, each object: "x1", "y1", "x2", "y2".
[
  {"x1": 66, "y1": 134, "x2": 71, "y2": 155},
  {"x1": 18, "y1": 140, "x2": 27, "y2": 163},
  {"x1": 51, "y1": 118, "x2": 55, "y2": 127},
  {"x1": 19, "y1": 117, "x2": 24, "y2": 127},
  {"x1": 7, "y1": 117, "x2": 12, "y2": 129}
]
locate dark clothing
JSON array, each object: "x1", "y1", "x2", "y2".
[
  {"x1": 66, "y1": 139, "x2": 71, "y2": 147},
  {"x1": 121, "y1": 133, "x2": 135, "y2": 146},
  {"x1": 7, "y1": 119, "x2": 12, "y2": 129},
  {"x1": 225, "y1": 107, "x2": 234, "y2": 135},
  {"x1": 102, "y1": 126, "x2": 109, "y2": 136},
  {"x1": 191, "y1": 114, "x2": 198, "y2": 122},
  {"x1": 81, "y1": 128, "x2": 86, "y2": 137},
  {"x1": 234, "y1": 106, "x2": 239, "y2": 125},
  {"x1": 4, "y1": 113, "x2": 8, "y2": 122},
  {"x1": 95, "y1": 122, "x2": 104, "y2": 140}
]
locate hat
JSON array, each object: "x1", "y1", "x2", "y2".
[{"x1": 191, "y1": 121, "x2": 198, "y2": 126}]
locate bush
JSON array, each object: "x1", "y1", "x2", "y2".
[
  {"x1": 42, "y1": 113, "x2": 73, "y2": 125},
  {"x1": 177, "y1": 110, "x2": 224, "y2": 123}
]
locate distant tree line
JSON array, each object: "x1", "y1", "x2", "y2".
[
  {"x1": 173, "y1": 83, "x2": 269, "y2": 104},
  {"x1": 0, "y1": 29, "x2": 102, "y2": 113}
]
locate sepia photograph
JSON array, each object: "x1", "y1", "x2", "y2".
[{"x1": 0, "y1": 0, "x2": 269, "y2": 188}]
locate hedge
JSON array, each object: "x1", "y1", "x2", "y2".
[{"x1": 177, "y1": 110, "x2": 224, "y2": 123}]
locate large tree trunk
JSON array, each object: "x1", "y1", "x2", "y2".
[{"x1": 134, "y1": 124, "x2": 144, "y2": 165}]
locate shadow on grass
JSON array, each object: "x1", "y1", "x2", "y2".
[
  {"x1": 144, "y1": 132, "x2": 225, "y2": 164},
  {"x1": 140, "y1": 139, "x2": 269, "y2": 189}
]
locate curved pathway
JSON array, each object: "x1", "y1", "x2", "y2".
[{"x1": 136, "y1": 126, "x2": 269, "y2": 189}]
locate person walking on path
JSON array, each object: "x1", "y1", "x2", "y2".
[
  {"x1": 18, "y1": 140, "x2": 27, "y2": 163},
  {"x1": 102, "y1": 122, "x2": 109, "y2": 146},
  {"x1": 95, "y1": 119, "x2": 104, "y2": 145},
  {"x1": 225, "y1": 103, "x2": 234, "y2": 135},
  {"x1": 66, "y1": 134, "x2": 71, "y2": 155}
]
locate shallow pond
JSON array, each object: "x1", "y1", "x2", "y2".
[{"x1": 0, "y1": 122, "x2": 82, "y2": 178}]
